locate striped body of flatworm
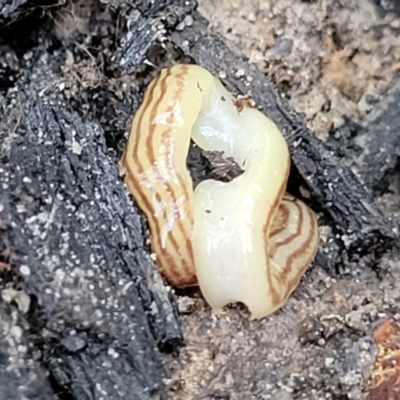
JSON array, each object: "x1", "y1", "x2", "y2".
[{"x1": 121, "y1": 64, "x2": 319, "y2": 319}]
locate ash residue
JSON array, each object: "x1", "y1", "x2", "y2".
[{"x1": 0, "y1": 301, "x2": 56, "y2": 400}]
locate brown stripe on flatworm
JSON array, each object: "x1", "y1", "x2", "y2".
[
  {"x1": 281, "y1": 203, "x2": 318, "y2": 299},
  {"x1": 268, "y1": 203, "x2": 294, "y2": 258},
  {"x1": 262, "y1": 172, "x2": 289, "y2": 307},
  {"x1": 282, "y1": 203, "x2": 315, "y2": 275},
  {"x1": 272, "y1": 201, "x2": 306, "y2": 281},
  {"x1": 123, "y1": 165, "x2": 184, "y2": 281},
  {"x1": 125, "y1": 65, "x2": 197, "y2": 285},
  {"x1": 262, "y1": 162, "x2": 317, "y2": 310},
  {"x1": 273, "y1": 200, "x2": 304, "y2": 250},
  {"x1": 270, "y1": 200, "x2": 318, "y2": 303},
  {"x1": 142, "y1": 66, "x2": 195, "y2": 279},
  {"x1": 126, "y1": 69, "x2": 182, "y2": 278},
  {"x1": 129, "y1": 175, "x2": 194, "y2": 285},
  {"x1": 269, "y1": 204, "x2": 290, "y2": 237},
  {"x1": 133, "y1": 69, "x2": 170, "y2": 158}
]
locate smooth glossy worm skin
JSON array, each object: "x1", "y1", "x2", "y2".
[{"x1": 122, "y1": 64, "x2": 320, "y2": 318}]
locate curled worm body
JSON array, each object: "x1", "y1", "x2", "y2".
[{"x1": 122, "y1": 64, "x2": 319, "y2": 319}]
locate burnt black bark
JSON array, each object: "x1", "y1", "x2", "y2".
[
  {"x1": 352, "y1": 79, "x2": 400, "y2": 193},
  {"x1": 112, "y1": 0, "x2": 197, "y2": 73},
  {"x1": 0, "y1": 0, "x2": 28, "y2": 21},
  {"x1": 0, "y1": 301, "x2": 56, "y2": 400},
  {"x1": 0, "y1": 97, "x2": 183, "y2": 400}
]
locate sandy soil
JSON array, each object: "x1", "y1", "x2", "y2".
[{"x1": 199, "y1": 0, "x2": 400, "y2": 140}]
